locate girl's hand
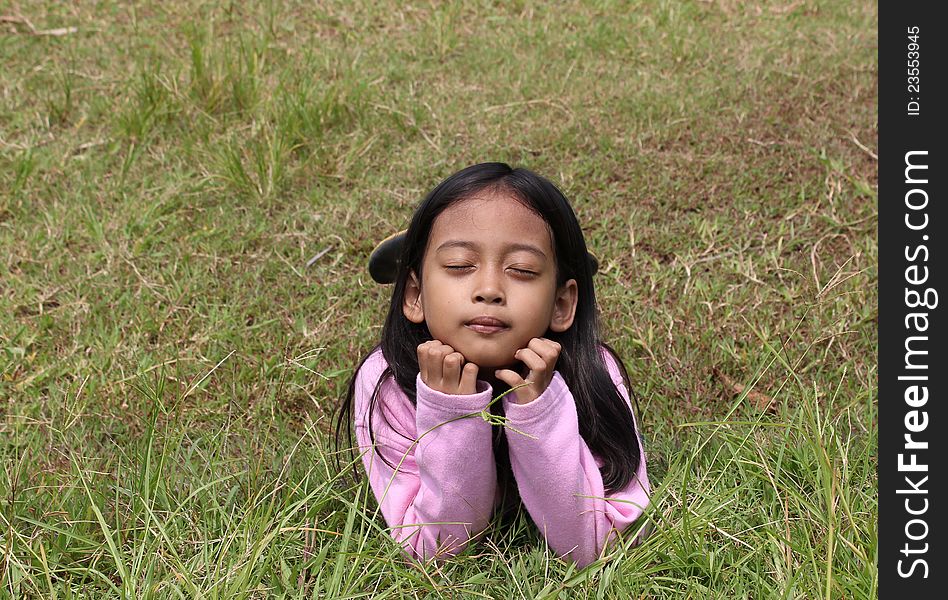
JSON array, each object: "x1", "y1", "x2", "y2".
[
  {"x1": 417, "y1": 340, "x2": 479, "y2": 395},
  {"x1": 494, "y1": 337, "x2": 561, "y2": 405}
]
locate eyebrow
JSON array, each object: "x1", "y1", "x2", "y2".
[{"x1": 435, "y1": 240, "x2": 548, "y2": 260}]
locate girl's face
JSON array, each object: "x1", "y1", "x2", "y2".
[{"x1": 402, "y1": 192, "x2": 578, "y2": 369}]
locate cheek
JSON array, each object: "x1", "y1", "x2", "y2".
[
  {"x1": 517, "y1": 293, "x2": 553, "y2": 330},
  {"x1": 424, "y1": 285, "x2": 457, "y2": 310},
  {"x1": 529, "y1": 283, "x2": 558, "y2": 312},
  {"x1": 419, "y1": 288, "x2": 453, "y2": 329}
]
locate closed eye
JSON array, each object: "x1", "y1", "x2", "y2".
[
  {"x1": 445, "y1": 264, "x2": 474, "y2": 272},
  {"x1": 508, "y1": 267, "x2": 538, "y2": 277}
]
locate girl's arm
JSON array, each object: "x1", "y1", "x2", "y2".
[
  {"x1": 354, "y1": 349, "x2": 499, "y2": 563},
  {"x1": 502, "y1": 349, "x2": 651, "y2": 568}
]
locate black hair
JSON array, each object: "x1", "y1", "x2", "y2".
[{"x1": 332, "y1": 162, "x2": 643, "y2": 523}]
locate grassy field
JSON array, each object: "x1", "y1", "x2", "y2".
[{"x1": 1, "y1": 1, "x2": 877, "y2": 598}]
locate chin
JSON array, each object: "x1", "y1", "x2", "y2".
[
  {"x1": 470, "y1": 357, "x2": 510, "y2": 370},
  {"x1": 459, "y1": 347, "x2": 517, "y2": 370}
]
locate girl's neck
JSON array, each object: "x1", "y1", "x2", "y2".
[
  {"x1": 481, "y1": 361, "x2": 528, "y2": 393},
  {"x1": 481, "y1": 371, "x2": 504, "y2": 391}
]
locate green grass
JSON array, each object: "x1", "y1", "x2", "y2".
[{"x1": 1, "y1": 1, "x2": 877, "y2": 597}]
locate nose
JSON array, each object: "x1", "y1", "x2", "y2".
[{"x1": 472, "y1": 268, "x2": 505, "y2": 304}]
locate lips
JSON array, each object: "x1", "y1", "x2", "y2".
[{"x1": 464, "y1": 316, "x2": 510, "y2": 334}]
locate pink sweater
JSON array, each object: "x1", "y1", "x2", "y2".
[{"x1": 353, "y1": 347, "x2": 650, "y2": 568}]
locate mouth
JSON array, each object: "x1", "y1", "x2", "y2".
[{"x1": 464, "y1": 316, "x2": 510, "y2": 334}]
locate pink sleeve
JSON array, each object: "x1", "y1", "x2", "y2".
[
  {"x1": 353, "y1": 349, "x2": 499, "y2": 562},
  {"x1": 502, "y1": 350, "x2": 650, "y2": 567}
]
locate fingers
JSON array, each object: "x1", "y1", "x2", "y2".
[
  {"x1": 416, "y1": 338, "x2": 562, "y2": 397},
  {"x1": 528, "y1": 337, "x2": 561, "y2": 364},
  {"x1": 500, "y1": 338, "x2": 562, "y2": 405},
  {"x1": 417, "y1": 340, "x2": 439, "y2": 384},
  {"x1": 417, "y1": 341, "x2": 431, "y2": 383},
  {"x1": 459, "y1": 362, "x2": 479, "y2": 395},
  {"x1": 514, "y1": 347, "x2": 547, "y2": 373},
  {"x1": 443, "y1": 351, "x2": 464, "y2": 388},
  {"x1": 494, "y1": 368, "x2": 524, "y2": 389},
  {"x1": 417, "y1": 340, "x2": 451, "y2": 386},
  {"x1": 515, "y1": 337, "x2": 561, "y2": 376},
  {"x1": 416, "y1": 340, "x2": 479, "y2": 394}
]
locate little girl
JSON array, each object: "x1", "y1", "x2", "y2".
[{"x1": 333, "y1": 162, "x2": 650, "y2": 568}]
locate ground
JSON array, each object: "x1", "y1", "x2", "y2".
[{"x1": 1, "y1": 1, "x2": 876, "y2": 597}]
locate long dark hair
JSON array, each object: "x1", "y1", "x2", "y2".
[{"x1": 332, "y1": 162, "x2": 642, "y2": 521}]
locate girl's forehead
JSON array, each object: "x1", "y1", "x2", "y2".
[{"x1": 428, "y1": 194, "x2": 554, "y2": 252}]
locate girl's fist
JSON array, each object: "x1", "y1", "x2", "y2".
[
  {"x1": 494, "y1": 337, "x2": 561, "y2": 405},
  {"x1": 417, "y1": 340, "x2": 479, "y2": 395}
]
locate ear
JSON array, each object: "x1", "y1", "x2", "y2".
[
  {"x1": 402, "y1": 270, "x2": 426, "y2": 324},
  {"x1": 549, "y1": 278, "x2": 578, "y2": 333}
]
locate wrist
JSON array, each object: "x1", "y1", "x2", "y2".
[
  {"x1": 503, "y1": 371, "x2": 564, "y2": 409},
  {"x1": 510, "y1": 387, "x2": 540, "y2": 405},
  {"x1": 416, "y1": 373, "x2": 492, "y2": 406}
]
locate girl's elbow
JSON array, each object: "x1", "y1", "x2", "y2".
[
  {"x1": 395, "y1": 528, "x2": 476, "y2": 564},
  {"x1": 554, "y1": 523, "x2": 644, "y2": 569},
  {"x1": 552, "y1": 544, "x2": 598, "y2": 570}
]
